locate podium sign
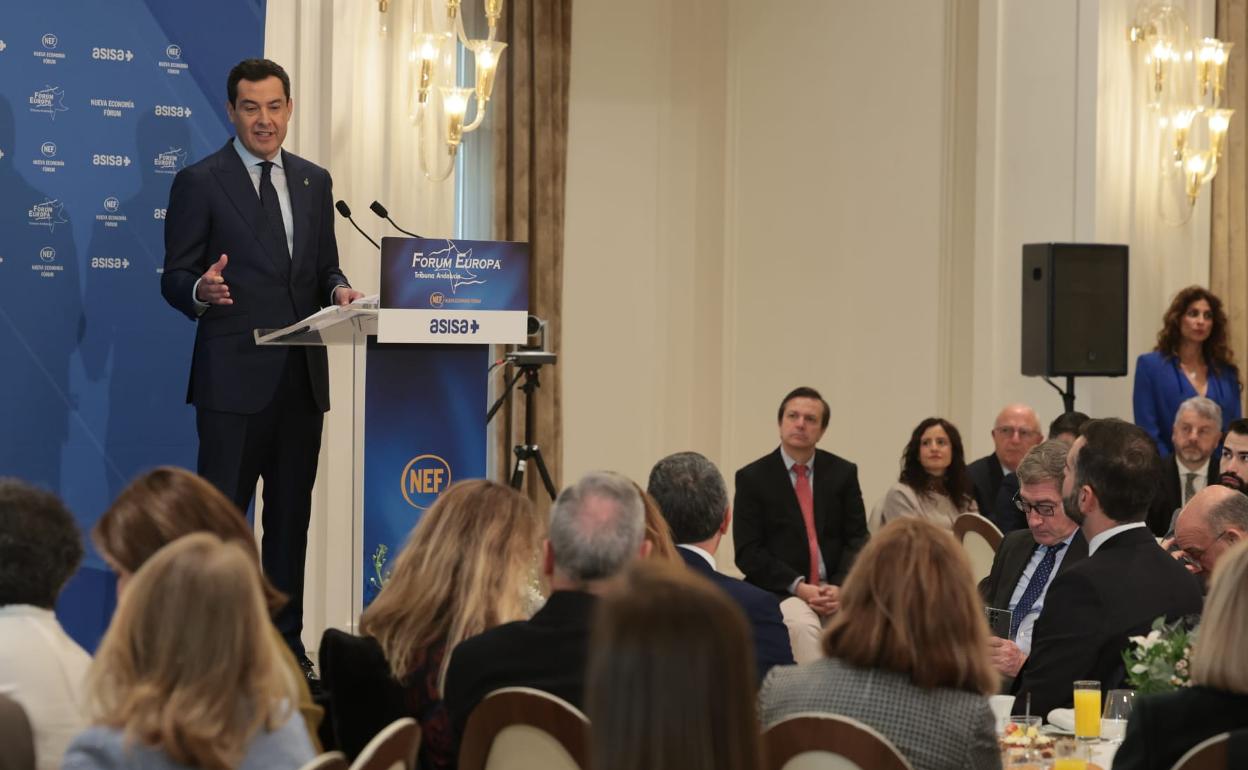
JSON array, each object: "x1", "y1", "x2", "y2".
[{"x1": 378, "y1": 236, "x2": 530, "y2": 344}]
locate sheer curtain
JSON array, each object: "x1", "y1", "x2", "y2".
[
  {"x1": 1211, "y1": 0, "x2": 1248, "y2": 414},
  {"x1": 490, "y1": 0, "x2": 574, "y2": 499},
  {"x1": 262, "y1": 0, "x2": 459, "y2": 641}
]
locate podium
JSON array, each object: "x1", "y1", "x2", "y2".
[{"x1": 255, "y1": 236, "x2": 529, "y2": 627}]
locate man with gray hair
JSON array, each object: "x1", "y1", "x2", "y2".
[
  {"x1": 1170, "y1": 484, "x2": 1248, "y2": 582},
  {"x1": 443, "y1": 471, "x2": 648, "y2": 738},
  {"x1": 978, "y1": 440, "x2": 1088, "y2": 684},
  {"x1": 1148, "y1": 396, "x2": 1224, "y2": 536},
  {"x1": 648, "y1": 452, "x2": 793, "y2": 683}
]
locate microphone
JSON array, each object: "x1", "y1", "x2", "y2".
[
  {"x1": 334, "y1": 200, "x2": 380, "y2": 249},
  {"x1": 370, "y1": 200, "x2": 423, "y2": 238}
]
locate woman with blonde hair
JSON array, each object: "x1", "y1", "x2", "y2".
[
  {"x1": 637, "y1": 484, "x2": 680, "y2": 562},
  {"x1": 91, "y1": 466, "x2": 321, "y2": 745},
  {"x1": 62, "y1": 533, "x2": 313, "y2": 770},
  {"x1": 587, "y1": 559, "x2": 762, "y2": 770},
  {"x1": 1113, "y1": 539, "x2": 1248, "y2": 770},
  {"x1": 759, "y1": 517, "x2": 1000, "y2": 770},
  {"x1": 360, "y1": 479, "x2": 544, "y2": 770}
]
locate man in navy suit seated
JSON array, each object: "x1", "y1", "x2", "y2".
[
  {"x1": 647, "y1": 452, "x2": 794, "y2": 683},
  {"x1": 1011, "y1": 419, "x2": 1203, "y2": 716}
]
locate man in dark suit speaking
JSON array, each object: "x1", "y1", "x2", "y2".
[
  {"x1": 160, "y1": 59, "x2": 361, "y2": 673},
  {"x1": 1011, "y1": 419, "x2": 1203, "y2": 716},
  {"x1": 647, "y1": 451, "x2": 794, "y2": 683},
  {"x1": 733, "y1": 386, "x2": 869, "y2": 663}
]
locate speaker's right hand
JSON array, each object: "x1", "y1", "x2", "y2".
[{"x1": 196, "y1": 254, "x2": 232, "y2": 305}]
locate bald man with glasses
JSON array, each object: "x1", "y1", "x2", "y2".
[
  {"x1": 979, "y1": 440, "x2": 1088, "y2": 684},
  {"x1": 968, "y1": 404, "x2": 1045, "y2": 534}
]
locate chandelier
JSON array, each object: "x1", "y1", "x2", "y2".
[
  {"x1": 378, "y1": 0, "x2": 506, "y2": 181},
  {"x1": 1129, "y1": 2, "x2": 1233, "y2": 223}
]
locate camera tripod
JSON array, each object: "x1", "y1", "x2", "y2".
[{"x1": 486, "y1": 351, "x2": 558, "y2": 500}]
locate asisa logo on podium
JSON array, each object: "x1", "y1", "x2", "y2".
[
  {"x1": 378, "y1": 236, "x2": 529, "y2": 344},
  {"x1": 399, "y1": 454, "x2": 452, "y2": 509}
]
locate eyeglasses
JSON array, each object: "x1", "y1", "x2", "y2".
[
  {"x1": 1183, "y1": 530, "x2": 1233, "y2": 564},
  {"x1": 1013, "y1": 492, "x2": 1059, "y2": 518},
  {"x1": 995, "y1": 426, "x2": 1040, "y2": 440}
]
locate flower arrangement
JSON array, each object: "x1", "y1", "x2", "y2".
[{"x1": 1121, "y1": 615, "x2": 1198, "y2": 694}]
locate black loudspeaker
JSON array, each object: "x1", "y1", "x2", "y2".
[{"x1": 1021, "y1": 243, "x2": 1129, "y2": 377}]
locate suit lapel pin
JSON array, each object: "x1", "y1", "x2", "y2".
[{"x1": 303, "y1": 177, "x2": 309, "y2": 186}]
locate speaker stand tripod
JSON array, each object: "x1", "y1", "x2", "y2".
[{"x1": 1042, "y1": 375, "x2": 1077, "y2": 414}]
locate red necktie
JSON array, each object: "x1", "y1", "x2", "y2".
[{"x1": 794, "y1": 464, "x2": 819, "y2": 585}]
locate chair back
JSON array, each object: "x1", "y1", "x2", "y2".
[
  {"x1": 763, "y1": 713, "x2": 915, "y2": 770},
  {"x1": 298, "y1": 752, "x2": 349, "y2": 770},
  {"x1": 954, "y1": 513, "x2": 1003, "y2": 583},
  {"x1": 318, "y1": 628, "x2": 408, "y2": 759},
  {"x1": 1170, "y1": 732, "x2": 1229, "y2": 770},
  {"x1": 349, "y1": 717, "x2": 420, "y2": 770},
  {"x1": 0, "y1": 692, "x2": 35, "y2": 770},
  {"x1": 458, "y1": 687, "x2": 589, "y2": 770}
]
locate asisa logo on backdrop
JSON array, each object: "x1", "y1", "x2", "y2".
[
  {"x1": 28, "y1": 85, "x2": 68, "y2": 119},
  {"x1": 153, "y1": 146, "x2": 187, "y2": 175},
  {"x1": 399, "y1": 454, "x2": 452, "y2": 510}
]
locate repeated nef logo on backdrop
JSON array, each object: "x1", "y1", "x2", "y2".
[{"x1": 399, "y1": 454, "x2": 452, "y2": 510}]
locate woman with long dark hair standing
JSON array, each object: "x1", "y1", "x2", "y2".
[{"x1": 1134, "y1": 286, "x2": 1242, "y2": 455}]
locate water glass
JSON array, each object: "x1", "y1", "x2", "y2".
[{"x1": 1100, "y1": 689, "x2": 1135, "y2": 743}]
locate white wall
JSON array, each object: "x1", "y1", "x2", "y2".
[{"x1": 561, "y1": 0, "x2": 1216, "y2": 574}]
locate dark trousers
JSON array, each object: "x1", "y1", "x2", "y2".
[{"x1": 196, "y1": 347, "x2": 324, "y2": 657}]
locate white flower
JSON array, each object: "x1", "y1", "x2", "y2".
[
  {"x1": 1135, "y1": 630, "x2": 1164, "y2": 651},
  {"x1": 1131, "y1": 663, "x2": 1149, "y2": 674}
]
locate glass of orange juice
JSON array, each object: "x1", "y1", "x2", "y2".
[
  {"x1": 1054, "y1": 737, "x2": 1088, "y2": 769},
  {"x1": 1073, "y1": 680, "x2": 1101, "y2": 742}
]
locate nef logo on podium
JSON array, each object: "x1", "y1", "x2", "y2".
[{"x1": 400, "y1": 454, "x2": 452, "y2": 509}]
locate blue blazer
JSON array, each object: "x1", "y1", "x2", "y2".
[
  {"x1": 677, "y1": 547, "x2": 794, "y2": 684},
  {"x1": 1133, "y1": 350, "x2": 1241, "y2": 455},
  {"x1": 160, "y1": 141, "x2": 349, "y2": 415}
]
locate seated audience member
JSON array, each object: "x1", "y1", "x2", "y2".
[
  {"x1": 443, "y1": 472, "x2": 648, "y2": 740},
  {"x1": 733, "y1": 386, "x2": 869, "y2": 664},
  {"x1": 63, "y1": 534, "x2": 314, "y2": 770},
  {"x1": 647, "y1": 451, "x2": 793, "y2": 682},
  {"x1": 1148, "y1": 396, "x2": 1223, "y2": 536},
  {"x1": 0, "y1": 479, "x2": 90, "y2": 770},
  {"x1": 0, "y1": 691, "x2": 36, "y2": 770},
  {"x1": 637, "y1": 484, "x2": 680, "y2": 562},
  {"x1": 360, "y1": 480, "x2": 543, "y2": 770},
  {"x1": 967, "y1": 403, "x2": 1045, "y2": 534},
  {"x1": 1171, "y1": 484, "x2": 1248, "y2": 581},
  {"x1": 1112, "y1": 539, "x2": 1248, "y2": 770},
  {"x1": 1217, "y1": 417, "x2": 1248, "y2": 492},
  {"x1": 871, "y1": 417, "x2": 977, "y2": 531},
  {"x1": 1011, "y1": 419, "x2": 1204, "y2": 716},
  {"x1": 92, "y1": 467, "x2": 322, "y2": 747},
  {"x1": 759, "y1": 518, "x2": 1001, "y2": 770},
  {"x1": 978, "y1": 441, "x2": 1087, "y2": 685},
  {"x1": 1048, "y1": 411, "x2": 1089, "y2": 443},
  {"x1": 587, "y1": 560, "x2": 762, "y2": 770}
]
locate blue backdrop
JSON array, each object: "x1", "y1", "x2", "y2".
[{"x1": 0, "y1": 1, "x2": 265, "y2": 649}]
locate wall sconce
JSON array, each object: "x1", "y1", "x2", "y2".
[
  {"x1": 1129, "y1": 2, "x2": 1234, "y2": 224},
  {"x1": 378, "y1": 0, "x2": 508, "y2": 181}
]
